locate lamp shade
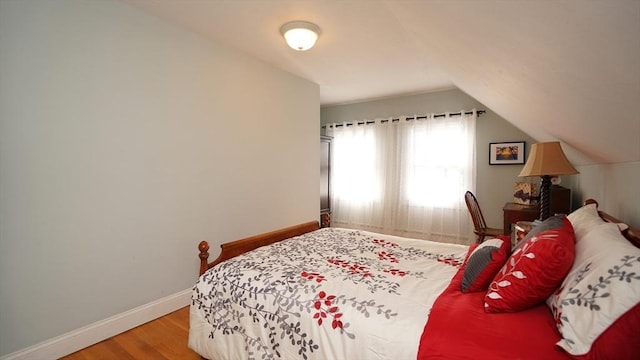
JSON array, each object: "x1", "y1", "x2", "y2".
[
  {"x1": 280, "y1": 21, "x2": 320, "y2": 51},
  {"x1": 518, "y1": 142, "x2": 579, "y2": 177}
]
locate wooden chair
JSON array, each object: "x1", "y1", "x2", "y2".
[{"x1": 464, "y1": 191, "x2": 504, "y2": 243}]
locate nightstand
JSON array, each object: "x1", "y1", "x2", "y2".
[
  {"x1": 503, "y1": 203, "x2": 539, "y2": 235},
  {"x1": 503, "y1": 185, "x2": 572, "y2": 235},
  {"x1": 513, "y1": 221, "x2": 536, "y2": 247}
]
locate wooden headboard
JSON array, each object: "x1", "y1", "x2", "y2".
[
  {"x1": 585, "y1": 198, "x2": 640, "y2": 248},
  {"x1": 198, "y1": 221, "x2": 320, "y2": 276},
  {"x1": 196, "y1": 199, "x2": 640, "y2": 276}
]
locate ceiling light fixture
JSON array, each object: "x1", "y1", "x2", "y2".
[{"x1": 280, "y1": 21, "x2": 320, "y2": 51}]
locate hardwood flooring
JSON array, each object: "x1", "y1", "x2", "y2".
[{"x1": 61, "y1": 307, "x2": 201, "y2": 360}]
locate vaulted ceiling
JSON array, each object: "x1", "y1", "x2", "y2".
[{"x1": 123, "y1": 0, "x2": 639, "y2": 165}]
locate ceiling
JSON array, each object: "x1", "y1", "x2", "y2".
[{"x1": 122, "y1": 0, "x2": 640, "y2": 165}]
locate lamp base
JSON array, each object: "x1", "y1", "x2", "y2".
[{"x1": 539, "y1": 175, "x2": 552, "y2": 221}]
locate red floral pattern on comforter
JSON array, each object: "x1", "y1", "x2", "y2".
[{"x1": 189, "y1": 227, "x2": 468, "y2": 360}]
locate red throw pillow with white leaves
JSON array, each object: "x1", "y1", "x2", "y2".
[{"x1": 484, "y1": 216, "x2": 575, "y2": 313}]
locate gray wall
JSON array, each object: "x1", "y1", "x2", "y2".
[
  {"x1": 565, "y1": 162, "x2": 640, "y2": 229},
  {"x1": 0, "y1": 0, "x2": 319, "y2": 356},
  {"x1": 321, "y1": 89, "x2": 537, "y2": 236},
  {"x1": 322, "y1": 89, "x2": 640, "y2": 233}
]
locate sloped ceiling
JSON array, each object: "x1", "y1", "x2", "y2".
[
  {"x1": 386, "y1": 1, "x2": 640, "y2": 165},
  {"x1": 122, "y1": 0, "x2": 639, "y2": 165}
]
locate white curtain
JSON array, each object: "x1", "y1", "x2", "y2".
[{"x1": 326, "y1": 110, "x2": 477, "y2": 244}]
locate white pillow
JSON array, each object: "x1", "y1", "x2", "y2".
[
  {"x1": 567, "y1": 203, "x2": 629, "y2": 242},
  {"x1": 567, "y1": 203, "x2": 604, "y2": 241},
  {"x1": 546, "y1": 222, "x2": 640, "y2": 356}
]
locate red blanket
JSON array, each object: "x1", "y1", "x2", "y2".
[{"x1": 417, "y1": 266, "x2": 571, "y2": 360}]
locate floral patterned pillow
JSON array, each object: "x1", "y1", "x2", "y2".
[
  {"x1": 546, "y1": 222, "x2": 640, "y2": 357},
  {"x1": 484, "y1": 216, "x2": 575, "y2": 313}
]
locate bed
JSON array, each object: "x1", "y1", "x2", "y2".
[{"x1": 189, "y1": 199, "x2": 640, "y2": 359}]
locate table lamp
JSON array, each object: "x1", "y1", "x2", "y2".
[{"x1": 518, "y1": 142, "x2": 579, "y2": 221}]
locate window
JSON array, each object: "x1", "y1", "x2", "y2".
[
  {"x1": 332, "y1": 128, "x2": 379, "y2": 203},
  {"x1": 326, "y1": 111, "x2": 476, "y2": 243},
  {"x1": 405, "y1": 122, "x2": 471, "y2": 208}
]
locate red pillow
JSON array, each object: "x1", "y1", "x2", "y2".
[
  {"x1": 463, "y1": 243, "x2": 479, "y2": 262},
  {"x1": 484, "y1": 216, "x2": 575, "y2": 313},
  {"x1": 573, "y1": 303, "x2": 640, "y2": 360},
  {"x1": 461, "y1": 235, "x2": 511, "y2": 293}
]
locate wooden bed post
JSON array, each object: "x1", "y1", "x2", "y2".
[
  {"x1": 198, "y1": 241, "x2": 210, "y2": 276},
  {"x1": 196, "y1": 221, "x2": 320, "y2": 277}
]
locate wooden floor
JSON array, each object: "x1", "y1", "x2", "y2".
[{"x1": 61, "y1": 307, "x2": 201, "y2": 360}]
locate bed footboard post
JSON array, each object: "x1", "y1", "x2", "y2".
[{"x1": 198, "y1": 241, "x2": 210, "y2": 276}]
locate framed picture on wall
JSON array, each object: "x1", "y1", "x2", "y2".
[{"x1": 489, "y1": 141, "x2": 526, "y2": 165}]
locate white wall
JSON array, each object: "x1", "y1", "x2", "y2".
[
  {"x1": 0, "y1": 0, "x2": 319, "y2": 356},
  {"x1": 565, "y1": 162, "x2": 640, "y2": 229},
  {"x1": 321, "y1": 89, "x2": 537, "y2": 234}
]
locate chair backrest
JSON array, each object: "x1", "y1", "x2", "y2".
[{"x1": 464, "y1": 191, "x2": 488, "y2": 231}]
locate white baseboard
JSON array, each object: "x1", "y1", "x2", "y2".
[{"x1": 1, "y1": 288, "x2": 192, "y2": 360}]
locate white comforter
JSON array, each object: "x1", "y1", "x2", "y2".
[{"x1": 189, "y1": 227, "x2": 468, "y2": 360}]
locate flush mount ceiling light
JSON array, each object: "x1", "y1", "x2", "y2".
[{"x1": 280, "y1": 21, "x2": 321, "y2": 51}]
